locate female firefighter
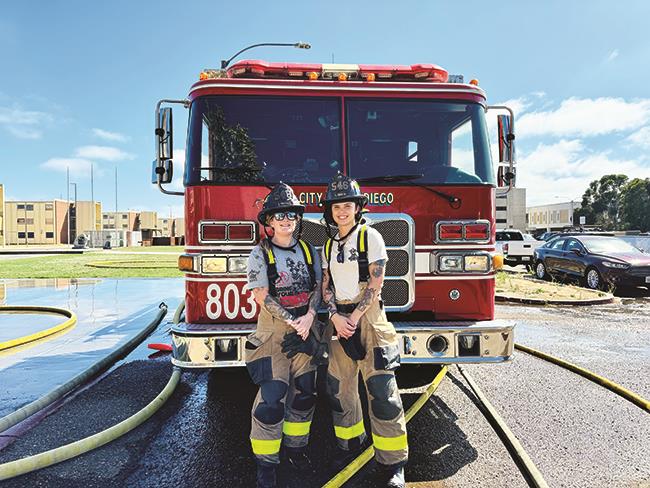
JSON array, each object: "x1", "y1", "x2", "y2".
[
  {"x1": 321, "y1": 173, "x2": 407, "y2": 488},
  {"x1": 245, "y1": 183, "x2": 329, "y2": 488}
]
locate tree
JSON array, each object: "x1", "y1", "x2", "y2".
[
  {"x1": 620, "y1": 178, "x2": 650, "y2": 232},
  {"x1": 578, "y1": 174, "x2": 629, "y2": 230}
]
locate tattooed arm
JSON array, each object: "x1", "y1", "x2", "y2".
[
  {"x1": 349, "y1": 259, "x2": 386, "y2": 326},
  {"x1": 308, "y1": 279, "x2": 322, "y2": 316},
  {"x1": 251, "y1": 287, "x2": 294, "y2": 324},
  {"x1": 322, "y1": 271, "x2": 338, "y2": 316}
]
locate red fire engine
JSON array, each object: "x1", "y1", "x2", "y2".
[{"x1": 152, "y1": 57, "x2": 516, "y2": 368}]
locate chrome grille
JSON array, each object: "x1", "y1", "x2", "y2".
[
  {"x1": 371, "y1": 219, "x2": 410, "y2": 247},
  {"x1": 297, "y1": 219, "x2": 330, "y2": 247},
  {"x1": 386, "y1": 250, "x2": 409, "y2": 276},
  {"x1": 629, "y1": 266, "x2": 650, "y2": 276},
  {"x1": 382, "y1": 280, "x2": 410, "y2": 307}
]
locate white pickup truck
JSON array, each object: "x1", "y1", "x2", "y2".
[{"x1": 496, "y1": 230, "x2": 544, "y2": 268}]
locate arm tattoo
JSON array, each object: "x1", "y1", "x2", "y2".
[
  {"x1": 263, "y1": 294, "x2": 293, "y2": 323},
  {"x1": 355, "y1": 287, "x2": 378, "y2": 314},
  {"x1": 322, "y1": 272, "x2": 338, "y2": 314},
  {"x1": 308, "y1": 280, "x2": 322, "y2": 314},
  {"x1": 370, "y1": 259, "x2": 386, "y2": 279}
]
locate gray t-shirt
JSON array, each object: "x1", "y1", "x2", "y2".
[{"x1": 247, "y1": 240, "x2": 322, "y2": 309}]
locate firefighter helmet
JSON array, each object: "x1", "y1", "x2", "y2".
[
  {"x1": 257, "y1": 182, "x2": 305, "y2": 226},
  {"x1": 322, "y1": 173, "x2": 368, "y2": 207}
]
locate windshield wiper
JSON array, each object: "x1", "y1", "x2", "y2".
[{"x1": 356, "y1": 174, "x2": 462, "y2": 208}]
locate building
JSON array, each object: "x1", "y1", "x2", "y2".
[
  {"x1": 157, "y1": 217, "x2": 173, "y2": 236},
  {"x1": 138, "y1": 211, "x2": 158, "y2": 231},
  {"x1": 70, "y1": 201, "x2": 102, "y2": 241},
  {"x1": 527, "y1": 201, "x2": 579, "y2": 232},
  {"x1": 102, "y1": 211, "x2": 138, "y2": 231},
  {"x1": 173, "y1": 218, "x2": 185, "y2": 238},
  {"x1": 495, "y1": 187, "x2": 526, "y2": 230},
  {"x1": 0, "y1": 184, "x2": 5, "y2": 246},
  {"x1": 4, "y1": 200, "x2": 70, "y2": 245}
]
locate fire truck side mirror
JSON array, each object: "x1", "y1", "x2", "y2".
[
  {"x1": 152, "y1": 160, "x2": 173, "y2": 184},
  {"x1": 156, "y1": 107, "x2": 174, "y2": 162},
  {"x1": 497, "y1": 113, "x2": 515, "y2": 187}
]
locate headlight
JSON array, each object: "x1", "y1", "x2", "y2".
[
  {"x1": 202, "y1": 256, "x2": 227, "y2": 273},
  {"x1": 602, "y1": 261, "x2": 629, "y2": 269},
  {"x1": 228, "y1": 256, "x2": 248, "y2": 273},
  {"x1": 439, "y1": 255, "x2": 463, "y2": 272},
  {"x1": 464, "y1": 254, "x2": 490, "y2": 272}
]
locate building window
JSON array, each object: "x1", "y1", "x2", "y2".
[
  {"x1": 17, "y1": 218, "x2": 25, "y2": 224},
  {"x1": 45, "y1": 204, "x2": 54, "y2": 211},
  {"x1": 26, "y1": 204, "x2": 34, "y2": 211},
  {"x1": 46, "y1": 232, "x2": 54, "y2": 238},
  {"x1": 122, "y1": 224, "x2": 128, "y2": 229},
  {"x1": 122, "y1": 214, "x2": 128, "y2": 219},
  {"x1": 17, "y1": 204, "x2": 25, "y2": 210},
  {"x1": 45, "y1": 218, "x2": 54, "y2": 225},
  {"x1": 27, "y1": 232, "x2": 35, "y2": 238},
  {"x1": 26, "y1": 218, "x2": 34, "y2": 225},
  {"x1": 496, "y1": 218, "x2": 507, "y2": 224},
  {"x1": 18, "y1": 232, "x2": 26, "y2": 239},
  {"x1": 496, "y1": 206, "x2": 507, "y2": 211}
]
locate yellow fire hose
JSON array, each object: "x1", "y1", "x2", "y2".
[
  {"x1": 515, "y1": 343, "x2": 650, "y2": 413},
  {"x1": 0, "y1": 306, "x2": 77, "y2": 352},
  {"x1": 0, "y1": 367, "x2": 181, "y2": 481},
  {"x1": 323, "y1": 365, "x2": 448, "y2": 488}
]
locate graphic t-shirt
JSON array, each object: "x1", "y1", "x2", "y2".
[
  {"x1": 247, "y1": 240, "x2": 322, "y2": 308},
  {"x1": 321, "y1": 226, "x2": 388, "y2": 301}
]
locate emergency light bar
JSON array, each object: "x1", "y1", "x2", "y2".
[{"x1": 199, "y1": 60, "x2": 449, "y2": 83}]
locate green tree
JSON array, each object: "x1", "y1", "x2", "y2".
[
  {"x1": 620, "y1": 178, "x2": 650, "y2": 232},
  {"x1": 578, "y1": 174, "x2": 629, "y2": 230}
]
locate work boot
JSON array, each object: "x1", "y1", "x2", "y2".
[
  {"x1": 330, "y1": 439, "x2": 367, "y2": 472},
  {"x1": 256, "y1": 462, "x2": 277, "y2": 488},
  {"x1": 377, "y1": 463, "x2": 405, "y2": 488},
  {"x1": 285, "y1": 446, "x2": 313, "y2": 472}
]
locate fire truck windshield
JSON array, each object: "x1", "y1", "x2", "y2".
[
  {"x1": 185, "y1": 96, "x2": 494, "y2": 186},
  {"x1": 185, "y1": 95, "x2": 343, "y2": 185},
  {"x1": 347, "y1": 100, "x2": 494, "y2": 185}
]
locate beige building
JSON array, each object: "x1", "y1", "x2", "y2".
[
  {"x1": 157, "y1": 217, "x2": 173, "y2": 236},
  {"x1": 71, "y1": 201, "x2": 102, "y2": 240},
  {"x1": 495, "y1": 187, "x2": 527, "y2": 230},
  {"x1": 173, "y1": 218, "x2": 185, "y2": 238},
  {"x1": 102, "y1": 211, "x2": 138, "y2": 231},
  {"x1": 527, "y1": 201, "x2": 579, "y2": 232},
  {"x1": 4, "y1": 200, "x2": 69, "y2": 245},
  {"x1": 0, "y1": 184, "x2": 5, "y2": 246},
  {"x1": 138, "y1": 211, "x2": 158, "y2": 230}
]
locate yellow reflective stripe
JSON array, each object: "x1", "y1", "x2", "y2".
[
  {"x1": 334, "y1": 420, "x2": 365, "y2": 440},
  {"x1": 266, "y1": 248, "x2": 275, "y2": 264},
  {"x1": 298, "y1": 240, "x2": 312, "y2": 265},
  {"x1": 325, "y1": 239, "x2": 333, "y2": 261},
  {"x1": 359, "y1": 225, "x2": 367, "y2": 252},
  {"x1": 283, "y1": 420, "x2": 312, "y2": 436},
  {"x1": 251, "y1": 438, "x2": 282, "y2": 455},
  {"x1": 372, "y1": 433, "x2": 408, "y2": 451}
]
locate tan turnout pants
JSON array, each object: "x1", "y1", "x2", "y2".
[
  {"x1": 245, "y1": 307, "x2": 318, "y2": 465},
  {"x1": 326, "y1": 294, "x2": 408, "y2": 466}
]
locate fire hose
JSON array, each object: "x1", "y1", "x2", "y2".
[{"x1": 0, "y1": 306, "x2": 77, "y2": 352}]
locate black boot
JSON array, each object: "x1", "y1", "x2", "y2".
[
  {"x1": 256, "y1": 462, "x2": 277, "y2": 488},
  {"x1": 285, "y1": 446, "x2": 313, "y2": 472},
  {"x1": 377, "y1": 463, "x2": 405, "y2": 488},
  {"x1": 330, "y1": 437, "x2": 367, "y2": 471}
]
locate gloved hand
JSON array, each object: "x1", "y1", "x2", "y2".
[
  {"x1": 282, "y1": 330, "x2": 329, "y2": 366},
  {"x1": 339, "y1": 326, "x2": 366, "y2": 361}
]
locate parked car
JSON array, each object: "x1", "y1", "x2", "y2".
[
  {"x1": 533, "y1": 235, "x2": 650, "y2": 290},
  {"x1": 496, "y1": 230, "x2": 543, "y2": 267}
]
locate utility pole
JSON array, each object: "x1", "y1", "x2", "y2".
[
  {"x1": 91, "y1": 162, "x2": 95, "y2": 230},
  {"x1": 115, "y1": 166, "x2": 118, "y2": 212},
  {"x1": 66, "y1": 167, "x2": 70, "y2": 245}
]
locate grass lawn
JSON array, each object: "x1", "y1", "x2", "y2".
[{"x1": 0, "y1": 251, "x2": 183, "y2": 278}]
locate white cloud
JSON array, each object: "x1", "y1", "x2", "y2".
[
  {"x1": 606, "y1": 49, "x2": 619, "y2": 62},
  {"x1": 627, "y1": 126, "x2": 650, "y2": 149},
  {"x1": 0, "y1": 105, "x2": 53, "y2": 139},
  {"x1": 92, "y1": 128, "x2": 129, "y2": 142},
  {"x1": 41, "y1": 158, "x2": 95, "y2": 177},
  {"x1": 518, "y1": 97, "x2": 650, "y2": 138},
  {"x1": 74, "y1": 145, "x2": 135, "y2": 161},
  {"x1": 518, "y1": 139, "x2": 650, "y2": 206}
]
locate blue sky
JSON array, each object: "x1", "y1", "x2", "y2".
[{"x1": 2, "y1": 0, "x2": 650, "y2": 217}]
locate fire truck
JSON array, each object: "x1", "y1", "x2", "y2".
[{"x1": 152, "y1": 56, "x2": 516, "y2": 368}]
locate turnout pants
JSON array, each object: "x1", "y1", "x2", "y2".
[
  {"x1": 245, "y1": 307, "x2": 318, "y2": 465},
  {"x1": 326, "y1": 296, "x2": 408, "y2": 467}
]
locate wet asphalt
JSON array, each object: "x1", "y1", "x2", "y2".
[{"x1": 0, "y1": 280, "x2": 648, "y2": 487}]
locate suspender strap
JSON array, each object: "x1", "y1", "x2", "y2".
[
  {"x1": 357, "y1": 225, "x2": 369, "y2": 282},
  {"x1": 324, "y1": 238, "x2": 335, "y2": 292},
  {"x1": 298, "y1": 239, "x2": 316, "y2": 289},
  {"x1": 263, "y1": 238, "x2": 279, "y2": 296}
]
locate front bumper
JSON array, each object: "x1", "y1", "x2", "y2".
[{"x1": 170, "y1": 319, "x2": 515, "y2": 368}]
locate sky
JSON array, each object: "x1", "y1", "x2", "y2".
[{"x1": 2, "y1": 0, "x2": 650, "y2": 218}]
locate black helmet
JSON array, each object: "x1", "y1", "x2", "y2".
[
  {"x1": 322, "y1": 173, "x2": 368, "y2": 207},
  {"x1": 257, "y1": 183, "x2": 305, "y2": 226}
]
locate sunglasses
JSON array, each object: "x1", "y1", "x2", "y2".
[
  {"x1": 337, "y1": 242, "x2": 345, "y2": 263},
  {"x1": 272, "y1": 211, "x2": 298, "y2": 221}
]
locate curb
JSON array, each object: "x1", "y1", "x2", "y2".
[{"x1": 495, "y1": 293, "x2": 614, "y2": 306}]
